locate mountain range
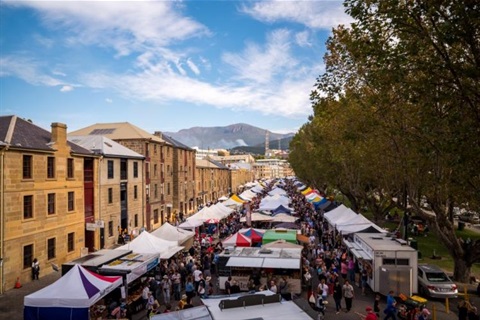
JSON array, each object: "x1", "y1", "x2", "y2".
[{"x1": 163, "y1": 123, "x2": 295, "y2": 151}]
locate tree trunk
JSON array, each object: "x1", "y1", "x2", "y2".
[{"x1": 453, "y1": 258, "x2": 471, "y2": 283}]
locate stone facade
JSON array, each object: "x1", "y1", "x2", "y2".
[{"x1": 0, "y1": 118, "x2": 93, "y2": 293}]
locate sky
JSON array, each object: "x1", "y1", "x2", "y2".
[{"x1": 0, "y1": 0, "x2": 352, "y2": 135}]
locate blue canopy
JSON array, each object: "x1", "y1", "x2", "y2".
[{"x1": 272, "y1": 205, "x2": 292, "y2": 215}]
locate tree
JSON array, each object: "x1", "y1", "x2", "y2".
[{"x1": 291, "y1": 0, "x2": 480, "y2": 281}]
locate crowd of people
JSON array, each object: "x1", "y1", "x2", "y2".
[{"x1": 106, "y1": 177, "x2": 476, "y2": 320}]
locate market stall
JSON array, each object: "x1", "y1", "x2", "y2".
[
  {"x1": 262, "y1": 229, "x2": 298, "y2": 245},
  {"x1": 345, "y1": 233, "x2": 418, "y2": 296},
  {"x1": 24, "y1": 264, "x2": 123, "y2": 320},
  {"x1": 61, "y1": 249, "x2": 132, "y2": 275},
  {"x1": 217, "y1": 247, "x2": 302, "y2": 294},
  {"x1": 115, "y1": 230, "x2": 184, "y2": 259},
  {"x1": 151, "y1": 222, "x2": 195, "y2": 249}
]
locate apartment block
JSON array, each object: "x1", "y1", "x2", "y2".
[
  {"x1": 70, "y1": 122, "x2": 174, "y2": 231},
  {"x1": 0, "y1": 116, "x2": 94, "y2": 293},
  {"x1": 69, "y1": 135, "x2": 145, "y2": 249}
]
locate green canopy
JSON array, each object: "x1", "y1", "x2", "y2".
[{"x1": 262, "y1": 230, "x2": 297, "y2": 245}]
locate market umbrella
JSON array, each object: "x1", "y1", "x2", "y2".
[
  {"x1": 240, "y1": 228, "x2": 264, "y2": 243},
  {"x1": 222, "y1": 232, "x2": 252, "y2": 247}
]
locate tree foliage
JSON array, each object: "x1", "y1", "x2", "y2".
[{"x1": 290, "y1": 0, "x2": 480, "y2": 281}]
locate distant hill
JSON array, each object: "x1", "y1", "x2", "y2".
[{"x1": 163, "y1": 123, "x2": 294, "y2": 150}]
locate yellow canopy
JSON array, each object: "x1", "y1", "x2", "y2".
[
  {"x1": 231, "y1": 194, "x2": 246, "y2": 203},
  {"x1": 301, "y1": 187, "x2": 312, "y2": 195}
]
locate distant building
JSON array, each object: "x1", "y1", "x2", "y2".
[
  {"x1": 0, "y1": 116, "x2": 94, "y2": 293},
  {"x1": 253, "y1": 159, "x2": 293, "y2": 180},
  {"x1": 159, "y1": 133, "x2": 197, "y2": 219},
  {"x1": 228, "y1": 163, "x2": 256, "y2": 194},
  {"x1": 69, "y1": 135, "x2": 145, "y2": 249},
  {"x1": 70, "y1": 122, "x2": 174, "y2": 231},
  {"x1": 195, "y1": 158, "x2": 230, "y2": 205},
  {"x1": 210, "y1": 154, "x2": 255, "y2": 165},
  {"x1": 192, "y1": 147, "x2": 224, "y2": 160}
]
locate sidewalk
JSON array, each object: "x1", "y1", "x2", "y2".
[{"x1": 0, "y1": 270, "x2": 61, "y2": 320}]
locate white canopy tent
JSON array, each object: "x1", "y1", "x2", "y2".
[
  {"x1": 116, "y1": 231, "x2": 183, "y2": 259},
  {"x1": 151, "y1": 222, "x2": 195, "y2": 247},
  {"x1": 240, "y1": 212, "x2": 274, "y2": 222}
]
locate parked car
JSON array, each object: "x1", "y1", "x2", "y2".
[{"x1": 417, "y1": 264, "x2": 458, "y2": 298}]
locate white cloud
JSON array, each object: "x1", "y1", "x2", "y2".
[
  {"x1": 60, "y1": 85, "x2": 73, "y2": 92},
  {"x1": 222, "y1": 29, "x2": 295, "y2": 84},
  {"x1": 186, "y1": 59, "x2": 200, "y2": 75},
  {"x1": 295, "y1": 30, "x2": 312, "y2": 47},
  {"x1": 33, "y1": 34, "x2": 54, "y2": 48},
  {"x1": 240, "y1": 0, "x2": 353, "y2": 29},
  {"x1": 0, "y1": 56, "x2": 64, "y2": 87},
  {"x1": 105, "y1": 98, "x2": 113, "y2": 103},
  {"x1": 6, "y1": 1, "x2": 209, "y2": 56}
]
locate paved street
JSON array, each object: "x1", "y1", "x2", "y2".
[{"x1": 1, "y1": 266, "x2": 477, "y2": 320}]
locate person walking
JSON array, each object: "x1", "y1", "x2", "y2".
[
  {"x1": 342, "y1": 279, "x2": 354, "y2": 313},
  {"x1": 384, "y1": 290, "x2": 397, "y2": 320},
  {"x1": 317, "y1": 278, "x2": 329, "y2": 302},
  {"x1": 31, "y1": 258, "x2": 40, "y2": 280},
  {"x1": 161, "y1": 275, "x2": 172, "y2": 304},
  {"x1": 171, "y1": 270, "x2": 181, "y2": 301},
  {"x1": 332, "y1": 278, "x2": 343, "y2": 314}
]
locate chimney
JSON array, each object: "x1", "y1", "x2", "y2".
[
  {"x1": 153, "y1": 131, "x2": 163, "y2": 139},
  {"x1": 51, "y1": 122, "x2": 68, "y2": 147}
]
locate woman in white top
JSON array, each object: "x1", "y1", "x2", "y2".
[
  {"x1": 269, "y1": 280, "x2": 278, "y2": 293},
  {"x1": 318, "y1": 278, "x2": 329, "y2": 301}
]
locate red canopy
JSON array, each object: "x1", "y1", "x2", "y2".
[
  {"x1": 222, "y1": 232, "x2": 252, "y2": 247},
  {"x1": 240, "y1": 228, "x2": 264, "y2": 243}
]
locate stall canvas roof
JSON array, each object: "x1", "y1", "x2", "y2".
[
  {"x1": 24, "y1": 264, "x2": 122, "y2": 308},
  {"x1": 262, "y1": 230, "x2": 298, "y2": 244},
  {"x1": 100, "y1": 253, "x2": 159, "y2": 283},
  {"x1": 201, "y1": 291, "x2": 311, "y2": 320},
  {"x1": 226, "y1": 257, "x2": 264, "y2": 268},
  {"x1": 151, "y1": 222, "x2": 194, "y2": 245},
  {"x1": 262, "y1": 258, "x2": 300, "y2": 269}
]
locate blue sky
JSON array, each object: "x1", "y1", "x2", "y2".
[{"x1": 0, "y1": 0, "x2": 352, "y2": 134}]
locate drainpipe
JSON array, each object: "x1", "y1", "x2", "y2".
[
  {"x1": 0, "y1": 146, "x2": 6, "y2": 295},
  {"x1": 98, "y1": 156, "x2": 103, "y2": 249}
]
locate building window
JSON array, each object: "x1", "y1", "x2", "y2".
[
  {"x1": 67, "y1": 158, "x2": 74, "y2": 178},
  {"x1": 23, "y1": 155, "x2": 32, "y2": 179},
  {"x1": 120, "y1": 159, "x2": 127, "y2": 180},
  {"x1": 108, "y1": 221, "x2": 113, "y2": 237},
  {"x1": 47, "y1": 238, "x2": 56, "y2": 260},
  {"x1": 23, "y1": 244, "x2": 33, "y2": 269},
  {"x1": 134, "y1": 214, "x2": 138, "y2": 227},
  {"x1": 108, "y1": 160, "x2": 114, "y2": 179},
  {"x1": 134, "y1": 186, "x2": 138, "y2": 199},
  {"x1": 67, "y1": 232, "x2": 75, "y2": 252},
  {"x1": 68, "y1": 192, "x2": 74, "y2": 211},
  {"x1": 47, "y1": 157, "x2": 55, "y2": 178},
  {"x1": 47, "y1": 193, "x2": 55, "y2": 215},
  {"x1": 154, "y1": 184, "x2": 158, "y2": 198},
  {"x1": 167, "y1": 183, "x2": 170, "y2": 195},
  {"x1": 133, "y1": 162, "x2": 138, "y2": 178},
  {"x1": 108, "y1": 188, "x2": 113, "y2": 204},
  {"x1": 153, "y1": 209, "x2": 159, "y2": 224},
  {"x1": 154, "y1": 164, "x2": 157, "y2": 177},
  {"x1": 24, "y1": 195, "x2": 33, "y2": 219}
]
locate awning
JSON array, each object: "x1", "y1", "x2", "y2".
[
  {"x1": 262, "y1": 258, "x2": 300, "y2": 269},
  {"x1": 350, "y1": 248, "x2": 372, "y2": 261},
  {"x1": 226, "y1": 257, "x2": 264, "y2": 268}
]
